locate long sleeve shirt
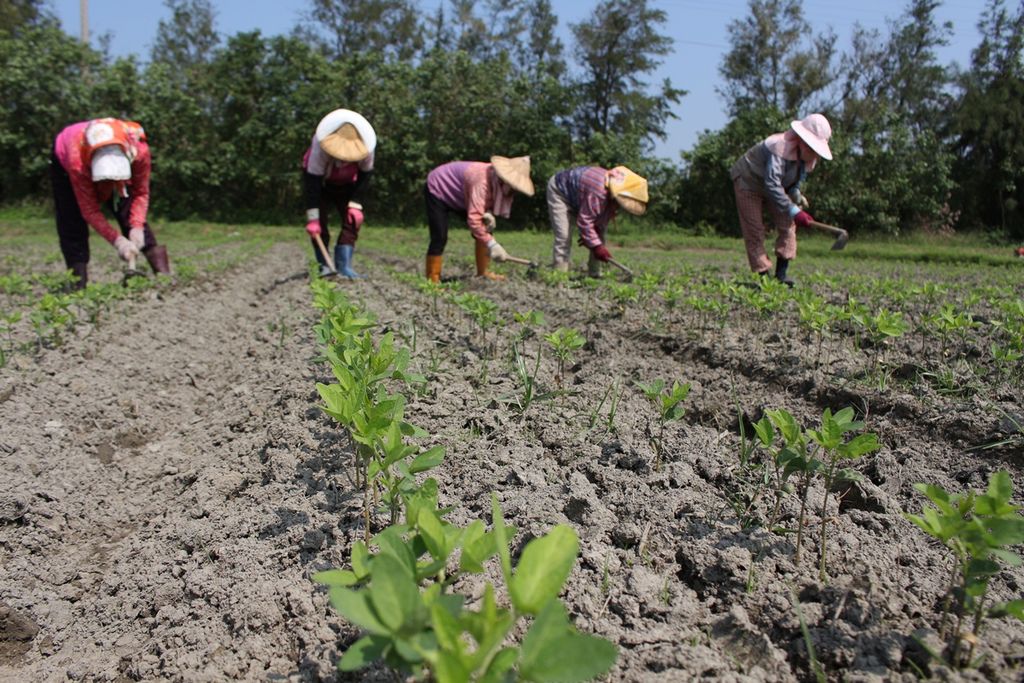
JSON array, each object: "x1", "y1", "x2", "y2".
[
  {"x1": 54, "y1": 121, "x2": 151, "y2": 244},
  {"x1": 302, "y1": 135, "x2": 374, "y2": 212},
  {"x1": 427, "y1": 161, "x2": 506, "y2": 244},
  {"x1": 553, "y1": 166, "x2": 616, "y2": 248},
  {"x1": 730, "y1": 138, "x2": 806, "y2": 215}
]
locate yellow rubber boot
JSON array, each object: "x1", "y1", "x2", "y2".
[
  {"x1": 425, "y1": 254, "x2": 443, "y2": 283},
  {"x1": 475, "y1": 241, "x2": 506, "y2": 281}
]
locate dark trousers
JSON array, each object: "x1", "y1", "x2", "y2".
[
  {"x1": 311, "y1": 183, "x2": 360, "y2": 266},
  {"x1": 50, "y1": 150, "x2": 156, "y2": 267},
  {"x1": 425, "y1": 184, "x2": 466, "y2": 256}
]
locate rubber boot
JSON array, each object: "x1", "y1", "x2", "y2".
[
  {"x1": 425, "y1": 254, "x2": 443, "y2": 283},
  {"x1": 68, "y1": 262, "x2": 88, "y2": 291},
  {"x1": 587, "y1": 252, "x2": 602, "y2": 278},
  {"x1": 774, "y1": 257, "x2": 794, "y2": 287},
  {"x1": 144, "y1": 245, "x2": 171, "y2": 275},
  {"x1": 336, "y1": 244, "x2": 362, "y2": 279},
  {"x1": 552, "y1": 260, "x2": 569, "y2": 273},
  {"x1": 475, "y1": 241, "x2": 505, "y2": 281}
]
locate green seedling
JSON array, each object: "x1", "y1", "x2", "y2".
[
  {"x1": 905, "y1": 471, "x2": 1024, "y2": 669},
  {"x1": 634, "y1": 379, "x2": 690, "y2": 470},
  {"x1": 314, "y1": 492, "x2": 617, "y2": 681},
  {"x1": 660, "y1": 282, "x2": 683, "y2": 313},
  {"x1": 544, "y1": 327, "x2": 586, "y2": 388},
  {"x1": 0, "y1": 274, "x2": 32, "y2": 297},
  {"x1": 806, "y1": 407, "x2": 880, "y2": 581},
  {"x1": 607, "y1": 283, "x2": 638, "y2": 315}
]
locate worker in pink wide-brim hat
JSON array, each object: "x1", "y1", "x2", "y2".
[
  {"x1": 730, "y1": 113, "x2": 834, "y2": 287},
  {"x1": 50, "y1": 118, "x2": 170, "y2": 289}
]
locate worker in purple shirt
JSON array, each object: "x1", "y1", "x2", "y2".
[
  {"x1": 302, "y1": 109, "x2": 376, "y2": 278},
  {"x1": 424, "y1": 156, "x2": 534, "y2": 282},
  {"x1": 546, "y1": 165, "x2": 648, "y2": 276}
]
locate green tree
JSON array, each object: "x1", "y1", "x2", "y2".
[
  {"x1": 719, "y1": 0, "x2": 835, "y2": 117},
  {"x1": 570, "y1": 0, "x2": 685, "y2": 150},
  {"x1": 835, "y1": 0, "x2": 951, "y2": 132},
  {"x1": 0, "y1": 24, "x2": 102, "y2": 201},
  {"x1": 150, "y1": 0, "x2": 220, "y2": 69},
  {"x1": 302, "y1": 0, "x2": 422, "y2": 62},
  {"x1": 950, "y1": 0, "x2": 1024, "y2": 236},
  {"x1": 0, "y1": 0, "x2": 47, "y2": 36}
]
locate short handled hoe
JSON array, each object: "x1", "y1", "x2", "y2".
[
  {"x1": 313, "y1": 233, "x2": 338, "y2": 275},
  {"x1": 808, "y1": 220, "x2": 849, "y2": 251}
]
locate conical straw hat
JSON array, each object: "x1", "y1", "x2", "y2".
[{"x1": 490, "y1": 155, "x2": 534, "y2": 196}]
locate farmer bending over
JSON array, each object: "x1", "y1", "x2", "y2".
[
  {"x1": 547, "y1": 165, "x2": 648, "y2": 276},
  {"x1": 730, "y1": 113, "x2": 833, "y2": 286},
  {"x1": 302, "y1": 109, "x2": 376, "y2": 278},
  {"x1": 424, "y1": 156, "x2": 534, "y2": 282},
  {"x1": 51, "y1": 118, "x2": 169, "y2": 289}
]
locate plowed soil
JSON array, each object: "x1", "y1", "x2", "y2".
[{"x1": 2, "y1": 238, "x2": 1022, "y2": 682}]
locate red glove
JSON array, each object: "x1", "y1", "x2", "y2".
[
  {"x1": 794, "y1": 211, "x2": 814, "y2": 228},
  {"x1": 592, "y1": 244, "x2": 612, "y2": 262},
  {"x1": 345, "y1": 206, "x2": 364, "y2": 231},
  {"x1": 305, "y1": 220, "x2": 321, "y2": 237}
]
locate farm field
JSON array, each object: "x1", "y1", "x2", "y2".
[{"x1": 1, "y1": 218, "x2": 1023, "y2": 682}]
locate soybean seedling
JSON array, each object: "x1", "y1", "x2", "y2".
[
  {"x1": 905, "y1": 470, "x2": 1024, "y2": 669},
  {"x1": 544, "y1": 327, "x2": 585, "y2": 388},
  {"x1": 634, "y1": 379, "x2": 690, "y2": 470},
  {"x1": 806, "y1": 407, "x2": 880, "y2": 581}
]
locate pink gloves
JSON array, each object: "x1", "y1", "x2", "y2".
[
  {"x1": 794, "y1": 211, "x2": 814, "y2": 228},
  {"x1": 345, "y1": 206, "x2": 364, "y2": 231},
  {"x1": 592, "y1": 244, "x2": 612, "y2": 262},
  {"x1": 114, "y1": 236, "x2": 139, "y2": 261},
  {"x1": 128, "y1": 227, "x2": 145, "y2": 250},
  {"x1": 305, "y1": 220, "x2": 321, "y2": 237}
]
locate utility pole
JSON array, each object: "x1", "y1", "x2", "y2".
[{"x1": 80, "y1": 0, "x2": 89, "y2": 45}]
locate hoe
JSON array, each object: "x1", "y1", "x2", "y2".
[
  {"x1": 809, "y1": 220, "x2": 849, "y2": 250},
  {"x1": 122, "y1": 255, "x2": 147, "y2": 285},
  {"x1": 312, "y1": 233, "x2": 339, "y2": 277}
]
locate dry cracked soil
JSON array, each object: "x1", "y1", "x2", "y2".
[{"x1": 1, "y1": 240, "x2": 1022, "y2": 682}]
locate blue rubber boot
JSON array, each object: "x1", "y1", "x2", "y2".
[{"x1": 336, "y1": 244, "x2": 362, "y2": 279}]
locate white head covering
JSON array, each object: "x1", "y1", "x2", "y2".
[{"x1": 91, "y1": 146, "x2": 131, "y2": 181}]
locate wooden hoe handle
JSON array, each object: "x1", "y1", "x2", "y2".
[{"x1": 313, "y1": 233, "x2": 336, "y2": 272}]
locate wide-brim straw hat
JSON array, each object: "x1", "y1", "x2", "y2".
[
  {"x1": 491, "y1": 156, "x2": 534, "y2": 196},
  {"x1": 316, "y1": 109, "x2": 377, "y2": 162},
  {"x1": 791, "y1": 113, "x2": 833, "y2": 161},
  {"x1": 608, "y1": 166, "x2": 648, "y2": 216},
  {"x1": 90, "y1": 145, "x2": 131, "y2": 181}
]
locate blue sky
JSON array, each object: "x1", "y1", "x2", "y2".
[{"x1": 52, "y1": 0, "x2": 985, "y2": 160}]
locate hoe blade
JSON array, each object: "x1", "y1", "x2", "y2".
[{"x1": 831, "y1": 230, "x2": 849, "y2": 251}]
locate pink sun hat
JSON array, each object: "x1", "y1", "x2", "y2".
[{"x1": 791, "y1": 113, "x2": 833, "y2": 161}]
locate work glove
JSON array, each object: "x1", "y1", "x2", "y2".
[
  {"x1": 128, "y1": 227, "x2": 146, "y2": 250},
  {"x1": 486, "y1": 239, "x2": 508, "y2": 262},
  {"x1": 794, "y1": 210, "x2": 814, "y2": 229},
  {"x1": 305, "y1": 219, "x2": 321, "y2": 237},
  {"x1": 482, "y1": 212, "x2": 497, "y2": 233},
  {"x1": 797, "y1": 194, "x2": 810, "y2": 209},
  {"x1": 345, "y1": 205, "x2": 364, "y2": 231},
  {"x1": 591, "y1": 244, "x2": 612, "y2": 262},
  {"x1": 114, "y1": 236, "x2": 140, "y2": 262}
]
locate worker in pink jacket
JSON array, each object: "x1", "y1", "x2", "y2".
[
  {"x1": 730, "y1": 113, "x2": 833, "y2": 286},
  {"x1": 51, "y1": 118, "x2": 170, "y2": 289},
  {"x1": 423, "y1": 156, "x2": 534, "y2": 282}
]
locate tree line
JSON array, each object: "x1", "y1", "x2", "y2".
[{"x1": 1, "y1": 0, "x2": 1022, "y2": 238}]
